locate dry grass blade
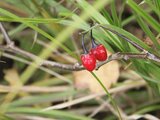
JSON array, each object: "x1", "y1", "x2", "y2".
[
  {"x1": 42, "y1": 80, "x2": 146, "y2": 111},
  {"x1": 0, "y1": 85, "x2": 69, "y2": 93}
]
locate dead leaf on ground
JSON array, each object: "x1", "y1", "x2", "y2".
[{"x1": 73, "y1": 51, "x2": 120, "y2": 93}]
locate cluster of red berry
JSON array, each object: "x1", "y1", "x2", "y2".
[{"x1": 81, "y1": 29, "x2": 107, "y2": 71}]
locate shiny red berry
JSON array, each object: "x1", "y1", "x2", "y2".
[
  {"x1": 81, "y1": 53, "x2": 96, "y2": 71},
  {"x1": 81, "y1": 33, "x2": 96, "y2": 71},
  {"x1": 90, "y1": 28, "x2": 107, "y2": 61},
  {"x1": 90, "y1": 44, "x2": 107, "y2": 61}
]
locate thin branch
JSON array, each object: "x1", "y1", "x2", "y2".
[
  {"x1": 0, "y1": 22, "x2": 12, "y2": 45},
  {"x1": 80, "y1": 24, "x2": 160, "y2": 63},
  {"x1": 0, "y1": 44, "x2": 149, "y2": 71},
  {"x1": 101, "y1": 26, "x2": 144, "y2": 51},
  {"x1": 0, "y1": 22, "x2": 160, "y2": 71},
  {"x1": 99, "y1": 25, "x2": 160, "y2": 62},
  {"x1": 0, "y1": 44, "x2": 83, "y2": 71},
  {"x1": 95, "y1": 52, "x2": 147, "y2": 70},
  {"x1": 1, "y1": 52, "x2": 72, "y2": 84}
]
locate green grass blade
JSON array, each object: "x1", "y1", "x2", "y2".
[
  {"x1": 101, "y1": 8, "x2": 113, "y2": 24},
  {"x1": 154, "y1": 0, "x2": 160, "y2": 14},
  {"x1": 10, "y1": 90, "x2": 76, "y2": 107},
  {"x1": 0, "y1": 16, "x2": 60, "y2": 23},
  {"x1": 111, "y1": 1, "x2": 121, "y2": 27},
  {"x1": 100, "y1": 24, "x2": 150, "y2": 51},
  {"x1": 75, "y1": 0, "x2": 111, "y2": 24},
  {"x1": 127, "y1": 0, "x2": 160, "y2": 33},
  {"x1": 7, "y1": 107, "x2": 95, "y2": 120},
  {"x1": 122, "y1": 8, "x2": 152, "y2": 26},
  {"x1": 111, "y1": 1, "x2": 130, "y2": 51},
  {"x1": 135, "y1": 14, "x2": 160, "y2": 50},
  {"x1": 0, "y1": 8, "x2": 76, "y2": 58},
  {"x1": 135, "y1": 105, "x2": 160, "y2": 114},
  {"x1": 91, "y1": 72, "x2": 122, "y2": 120},
  {"x1": 145, "y1": 0, "x2": 160, "y2": 17}
]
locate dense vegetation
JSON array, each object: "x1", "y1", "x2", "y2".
[{"x1": 0, "y1": 0, "x2": 160, "y2": 120}]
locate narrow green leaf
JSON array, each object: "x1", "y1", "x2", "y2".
[
  {"x1": 135, "y1": 14, "x2": 160, "y2": 50},
  {"x1": 135, "y1": 105, "x2": 160, "y2": 114},
  {"x1": 101, "y1": 9, "x2": 113, "y2": 24},
  {"x1": 111, "y1": 1, "x2": 121, "y2": 26},
  {"x1": 0, "y1": 8, "x2": 76, "y2": 58},
  {"x1": 10, "y1": 90, "x2": 76, "y2": 107},
  {"x1": 7, "y1": 107, "x2": 95, "y2": 120},
  {"x1": 91, "y1": 72, "x2": 122, "y2": 120},
  {"x1": 127, "y1": 0, "x2": 160, "y2": 33},
  {"x1": 0, "y1": 16, "x2": 60, "y2": 23},
  {"x1": 100, "y1": 24, "x2": 150, "y2": 51}
]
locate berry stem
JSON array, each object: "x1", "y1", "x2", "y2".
[
  {"x1": 90, "y1": 27, "x2": 97, "y2": 48},
  {"x1": 81, "y1": 34, "x2": 88, "y2": 54}
]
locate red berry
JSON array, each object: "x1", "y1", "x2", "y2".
[
  {"x1": 81, "y1": 53, "x2": 96, "y2": 71},
  {"x1": 90, "y1": 44, "x2": 107, "y2": 61}
]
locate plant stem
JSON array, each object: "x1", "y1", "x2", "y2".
[
  {"x1": 90, "y1": 28, "x2": 97, "y2": 48},
  {"x1": 90, "y1": 72, "x2": 122, "y2": 120},
  {"x1": 81, "y1": 34, "x2": 88, "y2": 54}
]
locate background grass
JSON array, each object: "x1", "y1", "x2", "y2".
[{"x1": 0, "y1": 0, "x2": 160, "y2": 119}]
